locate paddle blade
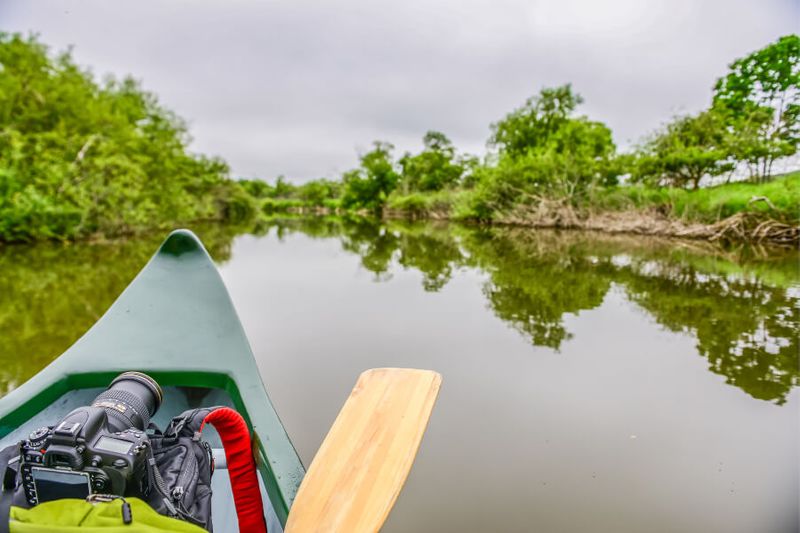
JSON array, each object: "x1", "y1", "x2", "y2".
[{"x1": 285, "y1": 368, "x2": 442, "y2": 533}]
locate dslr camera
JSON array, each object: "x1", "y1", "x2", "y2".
[{"x1": 19, "y1": 372, "x2": 162, "y2": 506}]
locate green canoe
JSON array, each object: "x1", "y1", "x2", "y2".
[{"x1": 0, "y1": 229, "x2": 305, "y2": 531}]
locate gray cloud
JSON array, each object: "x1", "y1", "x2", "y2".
[{"x1": 1, "y1": 0, "x2": 797, "y2": 181}]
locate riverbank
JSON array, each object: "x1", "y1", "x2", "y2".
[
  {"x1": 487, "y1": 207, "x2": 798, "y2": 246},
  {"x1": 265, "y1": 172, "x2": 800, "y2": 247}
]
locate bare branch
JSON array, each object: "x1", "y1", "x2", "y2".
[{"x1": 747, "y1": 195, "x2": 777, "y2": 210}]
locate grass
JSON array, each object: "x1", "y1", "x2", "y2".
[
  {"x1": 589, "y1": 172, "x2": 800, "y2": 224},
  {"x1": 385, "y1": 189, "x2": 469, "y2": 217}
]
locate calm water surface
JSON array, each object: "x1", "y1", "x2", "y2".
[{"x1": 1, "y1": 218, "x2": 798, "y2": 532}]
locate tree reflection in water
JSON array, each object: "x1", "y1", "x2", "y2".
[
  {"x1": 266, "y1": 217, "x2": 799, "y2": 405},
  {"x1": 0, "y1": 223, "x2": 249, "y2": 395},
  {"x1": 1, "y1": 216, "x2": 797, "y2": 405}
]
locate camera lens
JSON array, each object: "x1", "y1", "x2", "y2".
[{"x1": 92, "y1": 372, "x2": 163, "y2": 432}]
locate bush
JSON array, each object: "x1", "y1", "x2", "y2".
[
  {"x1": 340, "y1": 142, "x2": 399, "y2": 211},
  {"x1": 0, "y1": 33, "x2": 242, "y2": 242},
  {"x1": 262, "y1": 197, "x2": 305, "y2": 214},
  {"x1": 386, "y1": 190, "x2": 462, "y2": 217},
  {"x1": 216, "y1": 181, "x2": 259, "y2": 223}
]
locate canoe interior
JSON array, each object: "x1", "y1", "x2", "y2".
[
  {"x1": 0, "y1": 229, "x2": 304, "y2": 527},
  {"x1": 0, "y1": 385, "x2": 284, "y2": 532}
]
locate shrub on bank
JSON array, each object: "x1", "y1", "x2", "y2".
[
  {"x1": 0, "y1": 33, "x2": 255, "y2": 242},
  {"x1": 261, "y1": 197, "x2": 306, "y2": 214},
  {"x1": 386, "y1": 190, "x2": 464, "y2": 217}
]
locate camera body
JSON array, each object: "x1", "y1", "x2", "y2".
[
  {"x1": 19, "y1": 406, "x2": 151, "y2": 506},
  {"x1": 16, "y1": 372, "x2": 163, "y2": 507}
]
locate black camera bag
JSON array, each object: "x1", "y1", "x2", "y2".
[{"x1": 146, "y1": 407, "x2": 221, "y2": 531}]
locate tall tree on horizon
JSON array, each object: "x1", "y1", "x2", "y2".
[{"x1": 713, "y1": 34, "x2": 800, "y2": 181}]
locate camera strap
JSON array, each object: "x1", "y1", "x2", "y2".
[
  {"x1": 0, "y1": 442, "x2": 22, "y2": 533},
  {"x1": 0, "y1": 495, "x2": 12, "y2": 533}
]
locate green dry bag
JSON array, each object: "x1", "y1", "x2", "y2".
[{"x1": 9, "y1": 498, "x2": 206, "y2": 533}]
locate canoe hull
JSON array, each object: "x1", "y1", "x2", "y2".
[{"x1": 0, "y1": 229, "x2": 304, "y2": 526}]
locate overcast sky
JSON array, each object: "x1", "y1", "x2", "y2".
[{"x1": 2, "y1": 0, "x2": 797, "y2": 182}]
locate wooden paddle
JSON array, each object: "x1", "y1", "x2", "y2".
[{"x1": 284, "y1": 368, "x2": 442, "y2": 533}]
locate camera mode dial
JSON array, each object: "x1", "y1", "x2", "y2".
[{"x1": 27, "y1": 427, "x2": 49, "y2": 449}]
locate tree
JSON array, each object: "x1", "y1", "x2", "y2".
[
  {"x1": 341, "y1": 142, "x2": 399, "y2": 211},
  {"x1": 269, "y1": 176, "x2": 296, "y2": 198},
  {"x1": 469, "y1": 86, "x2": 617, "y2": 216},
  {"x1": 713, "y1": 35, "x2": 800, "y2": 181},
  {"x1": 0, "y1": 32, "x2": 248, "y2": 242},
  {"x1": 489, "y1": 84, "x2": 583, "y2": 158},
  {"x1": 238, "y1": 179, "x2": 273, "y2": 198},
  {"x1": 399, "y1": 131, "x2": 464, "y2": 192},
  {"x1": 297, "y1": 178, "x2": 340, "y2": 207},
  {"x1": 478, "y1": 119, "x2": 616, "y2": 204},
  {"x1": 632, "y1": 110, "x2": 735, "y2": 190}
]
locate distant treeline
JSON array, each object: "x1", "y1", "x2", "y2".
[
  {"x1": 0, "y1": 32, "x2": 797, "y2": 242},
  {"x1": 242, "y1": 35, "x2": 799, "y2": 229}
]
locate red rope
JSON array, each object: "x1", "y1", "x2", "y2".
[{"x1": 200, "y1": 407, "x2": 267, "y2": 533}]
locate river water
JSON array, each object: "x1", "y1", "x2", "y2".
[{"x1": 1, "y1": 218, "x2": 798, "y2": 532}]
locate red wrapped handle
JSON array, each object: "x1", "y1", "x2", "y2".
[{"x1": 200, "y1": 407, "x2": 267, "y2": 533}]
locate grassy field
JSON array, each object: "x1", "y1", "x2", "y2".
[{"x1": 588, "y1": 172, "x2": 800, "y2": 224}]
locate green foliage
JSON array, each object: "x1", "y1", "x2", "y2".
[
  {"x1": 591, "y1": 171, "x2": 800, "y2": 224},
  {"x1": 269, "y1": 176, "x2": 296, "y2": 198},
  {"x1": 261, "y1": 197, "x2": 306, "y2": 214},
  {"x1": 632, "y1": 110, "x2": 735, "y2": 189},
  {"x1": 713, "y1": 34, "x2": 800, "y2": 181},
  {"x1": 386, "y1": 189, "x2": 465, "y2": 218},
  {"x1": 0, "y1": 33, "x2": 251, "y2": 242},
  {"x1": 466, "y1": 85, "x2": 618, "y2": 218},
  {"x1": 238, "y1": 178, "x2": 273, "y2": 199},
  {"x1": 340, "y1": 141, "x2": 399, "y2": 212},
  {"x1": 296, "y1": 179, "x2": 340, "y2": 207},
  {"x1": 215, "y1": 180, "x2": 259, "y2": 223},
  {"x1": 489, "y1": 84, "x2": 583, "y2": 158},
  {"x1": 2, "y1": 32, "x2": 796, "y2": 239},
  {"x1": 399, "y1": 131, "x2": 465, "y2": 192}
]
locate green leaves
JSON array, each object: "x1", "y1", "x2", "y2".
[
  {"x1": 469, "y1": 85, "x2": 618, "y2": 216},
  {"x1": 489, "y1": 84, "x2": 584, "y2": 158},
  {"x1": 2, "y1": 31, "x2": 796, "y2": 238},
  {"x1": 632, "y1": 109, "x2": 735, "y2": 189},
  {"x1": 0, "y1": 32, "x2": 247, "y2": 242},
  {"x1": 712, "y1": 34, "x2": 800, "y2": 181},
  {"x1": 399, "y1": 131, "x2": 465, "y2": 193},
  {"x1": 341, "y1": 141, "x2": 400, "y2": 212}
]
